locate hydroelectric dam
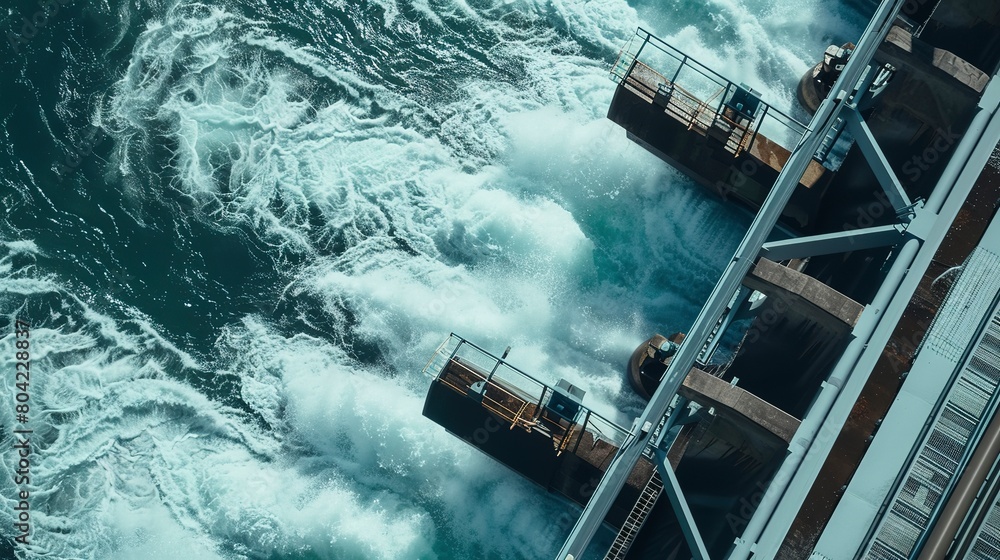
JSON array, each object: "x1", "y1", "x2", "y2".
[{"x1": 421, "y1": 0, "x2": 1000, "y2": 558}]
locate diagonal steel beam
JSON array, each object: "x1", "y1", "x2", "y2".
[
  {"x1": 844, "y1": 106, "x2": 913, "y2": 218},
  {"x1": 760, "y1": 224, "x2": 905, "y2": 261},
  {"x1": 654, "y1": 448, "x2": 711, "y2": 560}
]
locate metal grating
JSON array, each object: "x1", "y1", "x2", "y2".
[
  {"x1": 863, "y1": 251, "x2": 1000, "y2": 559},
  {"x1": 923, "y1": 247, "x2": 1000, "y2": 362},
  {"x1": 968, "y1": 504, "x2": 1000, "y2": 560}
]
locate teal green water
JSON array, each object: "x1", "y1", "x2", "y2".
[{"x1": 0, "y1": 0, "x2": 867, "y2": 558}]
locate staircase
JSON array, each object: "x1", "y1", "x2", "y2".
[{"x1": 604, "y1": 470, "x2": 664, "y2": 560}]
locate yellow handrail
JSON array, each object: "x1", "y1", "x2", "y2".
[
  {"x1": 510, "y1": 401, "x2": 529, "y2": 430},
  {"x1": 556, "y1": 425, "x2": 577, "y2": 456}
]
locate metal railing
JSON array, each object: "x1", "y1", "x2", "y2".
[
  {"x1": 424, "y1": 334, "x2": 630, "y2": 451},
  {"x1": 611, "y1": 27, "x2": 808, "y2": 155}
]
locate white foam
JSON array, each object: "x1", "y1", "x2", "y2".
[
  {"x1": 0, "y1": 302, "x2": 446, "y2": 558},
  {"x1": 219, "y1": 317, "x2": 578, "y2": 558},
  {"x1": 104, "y1": 0, "x2": 755, "y2": 424},
  {"x1": 636, "y1": 0, "x2": 866, "y2": 116},
  {"x1": 60, "y1": 0, "x2": 870, "y2": 557}
]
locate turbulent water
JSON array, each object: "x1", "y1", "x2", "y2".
[{"x1": 0, "y1": 0, "x2": 867, "y2": 558}]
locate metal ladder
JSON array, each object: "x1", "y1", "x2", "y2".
[{"x1": 604, "y1": 470, "x2": 664, "y2": 560}]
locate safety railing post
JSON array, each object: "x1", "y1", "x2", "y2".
[
  {"x1": 574, "y1": 410, "x2": 591, "y2": 454},
  {"x1": 749, "y1": 103, "x2": 768, "y2": 152}
]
